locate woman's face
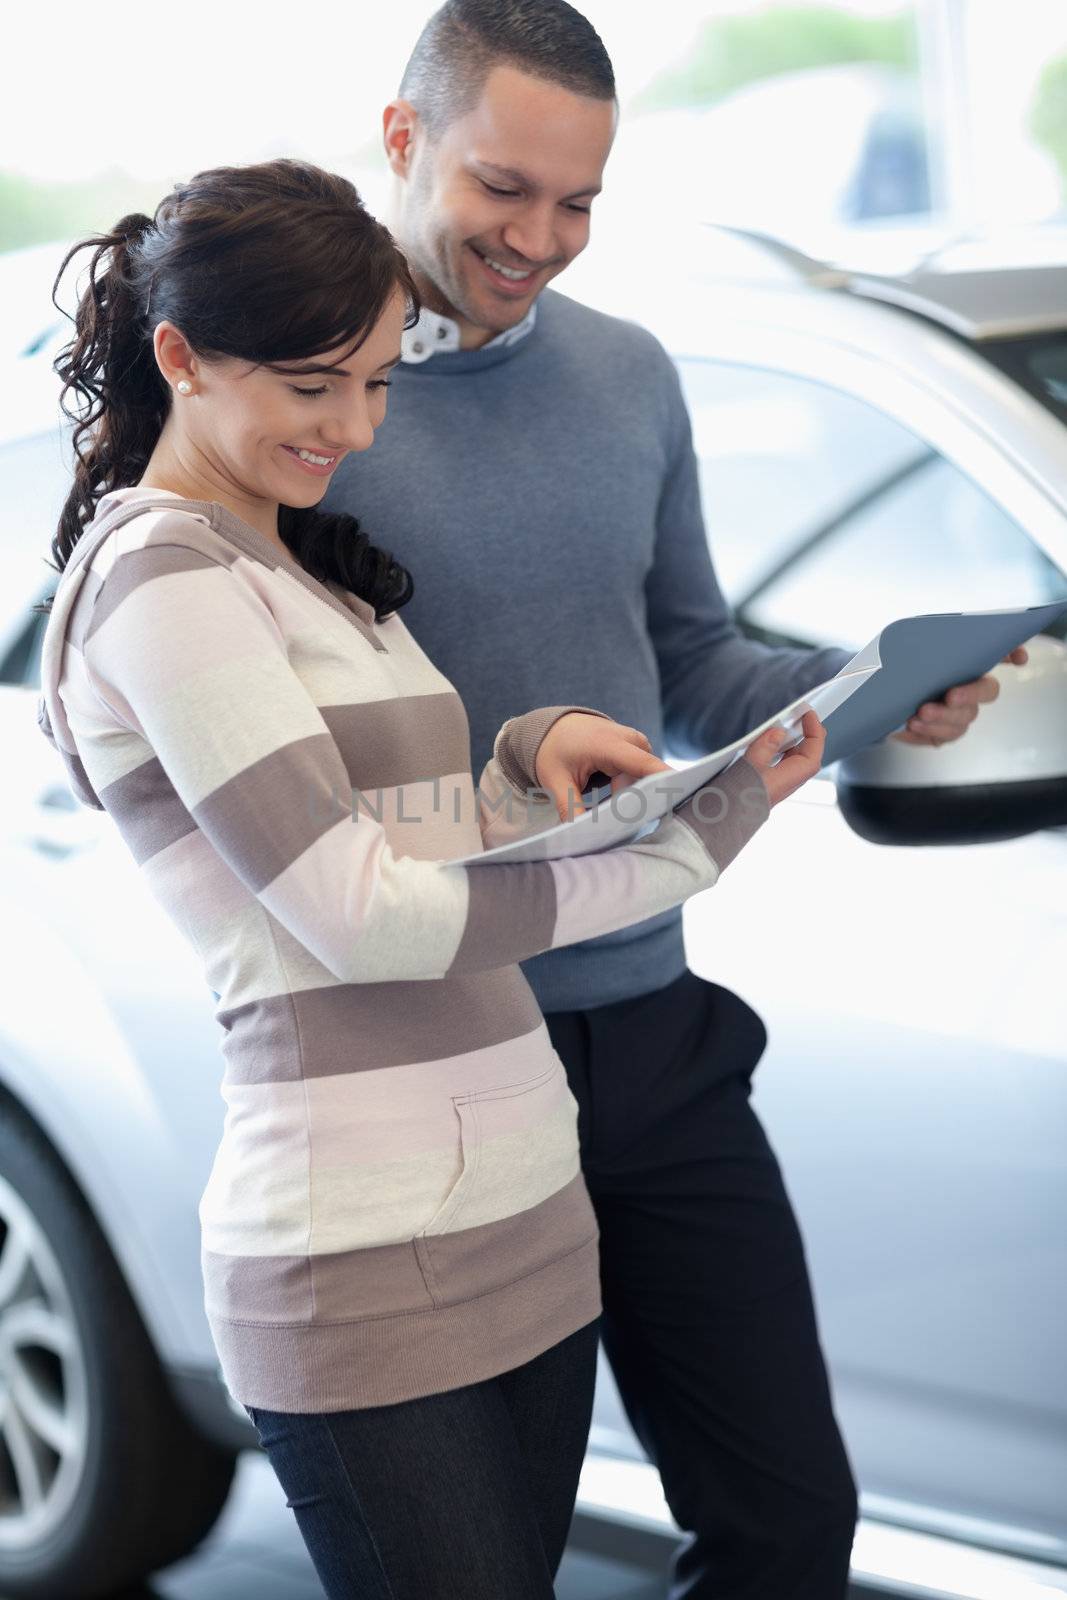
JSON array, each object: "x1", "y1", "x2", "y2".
[{"x1": 162, "y1": 288, "x2": 407, "y2": 511}]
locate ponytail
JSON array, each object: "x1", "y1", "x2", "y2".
[{"x1": 36, "y1": 215, "x2": 168, "y2": 611}]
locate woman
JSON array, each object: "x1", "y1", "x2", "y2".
[{"x1": 36, "y1": 159, "x2": 824, "y2": 1599}]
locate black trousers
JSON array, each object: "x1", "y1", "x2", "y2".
[{"x1": 545, "y1": 967, "x2": 859, "y2": 1600}]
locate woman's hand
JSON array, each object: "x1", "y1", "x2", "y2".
[
  {"x1": 535, "y1": 713, "x2": 672, "y2": 821},
  {"x1": 743, "y1": 711, "x2": 826, "y2": 807}
]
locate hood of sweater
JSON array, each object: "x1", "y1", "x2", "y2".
[
  {"x1": 38, "y1": 501, "x2": 125, "y2": 813},
  {"x1": 36, "y1": 489, "x2": 224, "y2": 813}
]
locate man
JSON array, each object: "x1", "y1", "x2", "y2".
[{"x1": 323, "y1": 4, "x2": 1020, "y2": 1594}]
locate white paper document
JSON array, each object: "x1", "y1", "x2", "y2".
[{"x1": 456, "y1": 667, "x2": 876, "y2": 867}]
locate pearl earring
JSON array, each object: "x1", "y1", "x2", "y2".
[{"x1": 176, "y1": 380, "x2": 192, "y2": 395}]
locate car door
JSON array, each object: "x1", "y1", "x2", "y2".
[
  {"x1": 670, "y1": 355, "x2": 1067, "y2": 1555},
  {"x1": 0, "y1": 424, "x2": 229, "y2": 1374}
]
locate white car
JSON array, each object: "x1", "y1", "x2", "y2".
[{"x1": 0, "y1": 230, "x2": 1065, "y2": 1598}]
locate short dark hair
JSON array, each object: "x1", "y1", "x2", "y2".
[{"x1": 399, "y1": 0, "x2": 616, "y2": 135}]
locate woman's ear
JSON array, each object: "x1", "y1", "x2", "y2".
[
  {"x1": 153, "y1": 320, "x2": 198, "y2": 395},
  {"x1": 383, "y1": 100, "x2": 419, "y2": 179}
]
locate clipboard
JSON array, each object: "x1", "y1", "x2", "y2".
[{"x1": 821, "y1": 599, "x2": 1067, "y2": 767}]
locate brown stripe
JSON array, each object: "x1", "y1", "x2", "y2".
[
  {"x1": 217, "y1": 966, "x2": 545, "y2": 1083},
  {"x1": 674, "y1": 756, "x2": 769, "y2": 873},
  {"x1": 320, "y1": 692, "x2": 470, "y2": 792},
  {"x1": 414, "y1": 1171, "x2": 597, "y2": 1307},
  {"x1": 205, "y1": 1238, "x2": 600, "y2": 1411},
  {"x1": 496, "y1": 705, "x2": 610, "y2": 794},
  {"x1": 448, "y1": 860, "x2": 558, "y2": 975},
  {"x1": 203, "y1": 1235, "x2": 431, "y2": 1324},
  {"x1": 193, "y1": 732, "x2": 350, "y2": 891},
  {"x1": 99, "y1": 754, "x2": 196, "y2": 865},
  {"x1": 83, "y1": 543, "x2": 229, "y2": 645}
]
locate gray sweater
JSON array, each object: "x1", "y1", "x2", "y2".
[{"x1": 323, "y1": 287, "x2": 852, "y2": 1011}]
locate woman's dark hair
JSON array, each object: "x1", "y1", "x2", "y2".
[{"x1": 36, "y1": 159, "x2": 420, "y2": 621}]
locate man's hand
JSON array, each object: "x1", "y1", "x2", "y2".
[
  {"x1": 535, "y1": 714, "x2": 672, "y2": 821},
  {"x1": 891, "y1": 648, "x2": 1028, "y2": 748}
]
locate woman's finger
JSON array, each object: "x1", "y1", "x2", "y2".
[
  {"x1": 596, "y1": 744, "x2": 672, "y2": 780},
  {"x1": 536, "y1": 759, "x2": 587, "y2": 821}
]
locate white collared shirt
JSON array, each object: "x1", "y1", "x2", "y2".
[{"x1": 401, "y1": 302, "x2": 538, "y2": 364}]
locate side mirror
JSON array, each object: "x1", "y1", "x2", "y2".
[{"x1": 835, "y1": 632, "x2": 1067, "y2": 846}]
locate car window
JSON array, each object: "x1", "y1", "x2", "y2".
[
  {"x1": 0, "y1": 604, "x2": 48, "y2": 688},
  {"x1": 677, "y1": 359, "x2": 1067, "y2": 652},
  {"x1": 983, "y1": 331, "x2": 1067, "y2": 429},
  {"x1": 0, "y1": 427, "x2": 68, "y2": 670}
]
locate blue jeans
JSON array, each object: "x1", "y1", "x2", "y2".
[{"x1": 245, "y1": 1317, "x2": 600, "y2": 1599}]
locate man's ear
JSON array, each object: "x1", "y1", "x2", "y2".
[{"x1": 383, "y1": 99, "x2": 420, "y2": 178}]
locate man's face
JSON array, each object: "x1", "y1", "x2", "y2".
[{"x1": 391, "y1": 64, "x2": 616, "y2": 343}]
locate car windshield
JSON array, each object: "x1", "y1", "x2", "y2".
[{"x1": 981, "y1": 331, "x2": 1067, "y2": 429}]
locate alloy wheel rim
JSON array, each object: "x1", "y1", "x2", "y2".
[{"x1": 0, "y1": 1170, "x2": 89, "y2": 1550}]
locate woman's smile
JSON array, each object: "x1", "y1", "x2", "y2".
[{"x1": 279, "y1": 443, "x2": 343, "y2": 476}]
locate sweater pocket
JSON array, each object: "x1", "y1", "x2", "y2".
[{"x1": 414, "y1": 1059, "x2": 586, "y2": 1302}]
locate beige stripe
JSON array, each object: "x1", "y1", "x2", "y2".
[
  {"x1": 216, "y1": 966, "x2": 544, "y2": 1084},
  {"x1": 448, "y1": 860, "x2": 558, "y2": 974},
  {"x1": 273, "y1": 608, "x2": 460, "y2": 710},
  {"x1": 201, "y1": 1030, "x2": 571, "y2": 1256},
  {"x1": 207, "y1": 1236, "x2": 601, "y2": 1412},
  {"x1": 478, "y1": 755, "x2": 561, "y2": 850},
  {"x1": 547, "y1": 811, "x2": 712, "y2": 950},
  {"x1": 202, "y1": 1171, "x2": 596, "y2": 1325},
  {"x1": 74, "y1": 713, "x2": 150, "y2": 790},
  {"x1": 210, "y1": 516, "x2": 387, "y2": 655},
  {"x1": 258, "y1": 818, "x2": 469, "y2": 985},
  {"x1": 416, "y1": 1068, "x2": 580, "y2": 1237},
  {"x1": 308, "y1": 1072, "x2": 578, "y2": 1253},
  {"x1": 164, "y1": 864, "x2": 340, "y2": 1012}
]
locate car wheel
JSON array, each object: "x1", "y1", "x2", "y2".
[{"x1": 0, "y1": 1099, "x2": 238, "y2": 1598}]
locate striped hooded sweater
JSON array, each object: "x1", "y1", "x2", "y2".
[{"x1": 37, "y1": 486, "x2": 770, "y2": 1412}]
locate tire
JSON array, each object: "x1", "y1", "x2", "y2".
[{"x1": 0, "y1": 1099, "x2": 238, "y2": 1597}]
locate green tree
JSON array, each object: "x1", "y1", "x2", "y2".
[
  {"x1": 0, "y1": 169, "x2": 165, "y2": 255},
  {"x1": 634, "y1": 5, "x2": 916, "y2": 114},
  {"x1": 1029, "y1": 53, "x2": 1067, "y2": 199}
]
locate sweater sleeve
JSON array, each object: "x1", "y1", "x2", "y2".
[
  {"x1": 81, "y1": 547, "x2": 770, "y2": 985},
  {"x1": 646, "y1": 357, "x2": 853, "y2": 759}
]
